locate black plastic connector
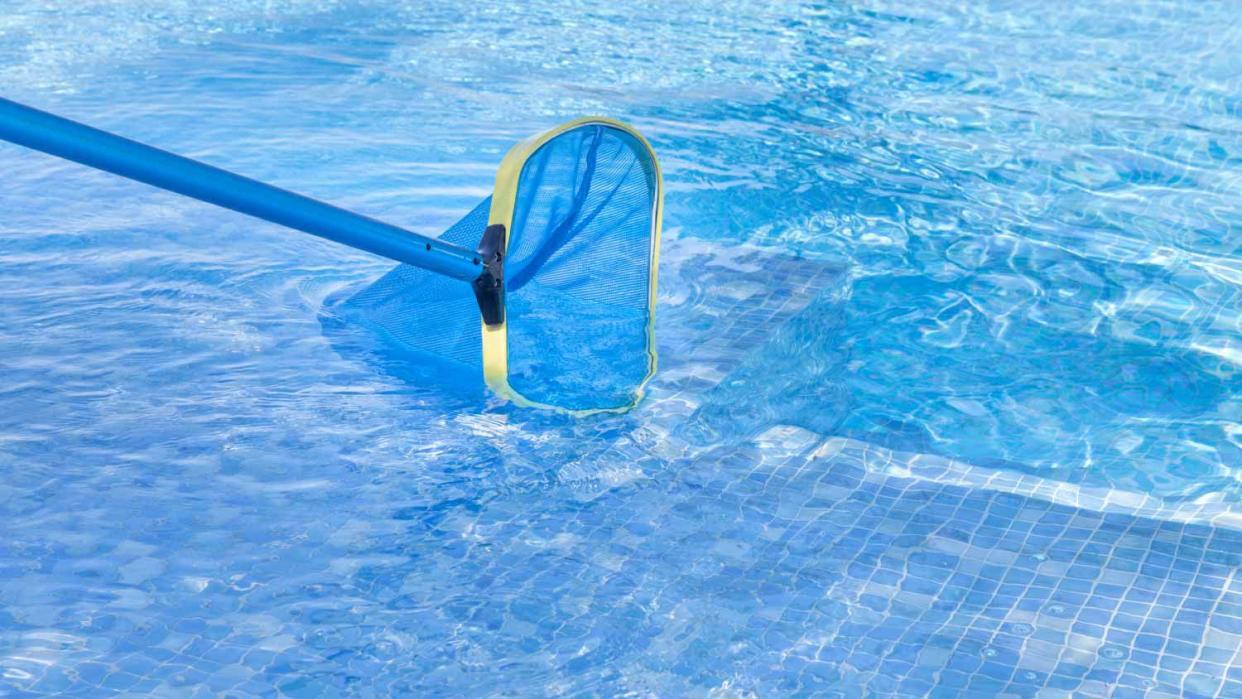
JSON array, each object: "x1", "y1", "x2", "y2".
[{"x1": 472, "y1": 223, "x2": 506, "y2": 326}]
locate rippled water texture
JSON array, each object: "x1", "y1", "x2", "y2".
[{"x1": 2, "y1": 1, "x2": 1240, "y2": 696}]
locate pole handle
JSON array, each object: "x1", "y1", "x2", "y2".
[{"x1": 0, "y1": 97, "x2": 482, "y2": 282}]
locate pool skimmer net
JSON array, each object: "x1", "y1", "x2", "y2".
[{"x1": 0, "y1": 99, "x2": 662, "y2": 413}]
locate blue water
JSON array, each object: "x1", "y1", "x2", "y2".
[{"x1": 2, "y1": 1, "x2": 1240, "y2": 696}]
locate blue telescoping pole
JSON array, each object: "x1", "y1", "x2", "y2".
[{"x1": 0, "y1": 97, "x2": 483, "y2": 282}]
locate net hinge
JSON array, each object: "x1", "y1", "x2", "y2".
[{"x1": 472, "y1": 223, "x2": 506, "y2": 326}]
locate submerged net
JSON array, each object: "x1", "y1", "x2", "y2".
[
  {"x1": 336, "y1": 122, "x2": 659, "y2": 411},
  {"x1": 334, "y1": 197, "x2": 489, "y2": 372}
]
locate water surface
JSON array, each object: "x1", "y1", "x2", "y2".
[{"x1": 1, "y1": 1, "x2": 1240, "y2": 696}]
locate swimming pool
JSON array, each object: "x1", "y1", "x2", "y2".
[{"x1": 1, "y1": 1, "x2": 1239, "y2": 696}]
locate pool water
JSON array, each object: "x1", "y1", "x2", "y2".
[{"x1": 2, "y1": 1, "x2": 1240, "y2": 696}]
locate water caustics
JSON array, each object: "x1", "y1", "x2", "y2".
[{"x1": 0, "y1": 1, "x2": 1240, "y2": 697}]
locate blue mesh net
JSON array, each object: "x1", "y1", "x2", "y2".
[
  {"x1": 333, "y1": 197, "x2": 490, "y2": 371},
  {"x1": 505, "y1": 124, "x2": 658, "y2": 410},
  {"x1": 335, "y1": 122, "x2": 658, "y2": 411}
]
